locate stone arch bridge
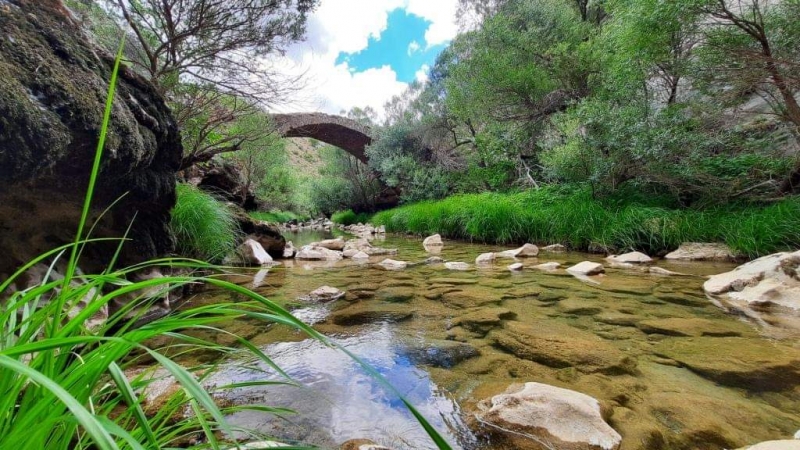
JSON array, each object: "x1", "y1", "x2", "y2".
[{"x1": 271, "y1": 113, "x2": 373, "y2": 163}]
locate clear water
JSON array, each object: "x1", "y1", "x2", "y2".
[{"x1": 190, "y1": 231, "x2": 800, "y2": 449}]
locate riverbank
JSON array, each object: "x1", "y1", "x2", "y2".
[{"x1": 368, "y1": 187, "x2": 800, "y2": 259}]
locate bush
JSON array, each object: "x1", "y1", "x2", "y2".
[
  {"x1": 250, "y1": 210, "x2": 309, "y2": 223},
  {"x1": 170, "y1": 184, "x2": 240, "y2": 262},
  {"x1": 372, "y1": 186, "x2": 800, "y2": 258},
  {"x1": 331, "y1": 210, "x2": 372, "y2": 225}
]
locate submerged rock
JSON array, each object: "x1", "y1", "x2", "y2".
[
  {"x1": 567, "y1": 261, "x2": 605, "y2": 275},
  {"x1": 533, "y1": 262, "x2": 561, "y2": 271},
  {"x1": 444, "y1": 262, "x2": 471, "y2": 271},
  {"x1": 340, "y1": 439, "x2": 392, "y2": 450},
  {"x1": 404, "y1": 340, "x2": 480, "y2": 368},
  {"x1": 665, "y1": 242, "x2": 736, "y2": 261},
  {"x1": 451, "y1": 308, "x2": 516, "y2": 335},
  {"x1": 508, "y1": 263, "x2": 524, "y2": 271},
  {"x1": 490, "y1": 321, "x2": 636, "y2": 374},
  {"x1": 378, "y1": 259, "x2": 408, "y2": 270},
  {"x1": 474, "y1": 382, "x2": 622, "y2": 450},
  {"x1": 304, "y1": 286, "x2": 345, "y2": 303},
  {"x1": 653, "y1": 337, "x2": 800, "y2": 391},
  {"x1": 743, "y1": 441, "x2": 800, "y2": 450}
]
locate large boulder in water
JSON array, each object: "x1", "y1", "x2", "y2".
[
  {"x1": 474, "y1": 382, "x2": 622, "y2": 450},
  {"x1": 0, "y1": 0, "x2": 182, "y2": 274}
]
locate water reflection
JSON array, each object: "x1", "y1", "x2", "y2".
[{"x1": 210, "y1": 324, "x2": 476, "y2": 449}]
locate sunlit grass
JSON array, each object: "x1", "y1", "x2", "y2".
[
  {"x1": 372, "y1": 187, "x2": 800, "y2": 258},
  {"x1": 171, "y1": 183, "x2": 241, "y2": 263},
  {"x1": 250, "y1": 211, "x2": 309, "y2": 223},
  {"x1": 331, "y1": 210, "x2": 372, "y2": 226}
]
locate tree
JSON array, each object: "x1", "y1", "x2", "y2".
[
  {"x1": 691, "y1": 0, "x2": 800, "y2": 192},
  {"x1": 107, "y1": 0, "x2": 320, "y2": 168}
]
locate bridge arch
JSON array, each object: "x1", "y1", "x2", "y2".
[{"x1": 271, "y1": 113, "x2": 373, "y2": 163}]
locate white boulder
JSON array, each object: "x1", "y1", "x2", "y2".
[
  {"x1": 606, "y1": 251, "x2": 652, "y2": 264},
  {"x1": 475, "y1": 382, "x2": 622, "y2": 450},
  {"x1": 497, "y1": 243, "x2": 539, "y2": 258},
  {"x1": 295, "y1": 245, "x2": 343, "y2": 261},
  {"x1": 533, "y1": 262, "x2": 561, "y2": 271},
  {"x1": 508, "y1": 263, "x2": 524, "y2": 271},
  {"x1": 704, "y1": 250, "x2": 800, "y2": 311},
  {"x1": 225, "y1": 239, "x2": 273, "y2": 266},
  {"x1": 567, "y1": 261, "x2": 605, "y2": 275},
  {"x1": 476, "y1": 252, "x2": 496, "y2": 265},
  {"x1": 306, "y1": 286, "x2": 345, "y2": 302},
  {"x1": 316, "y1": 238, "x2": 346, "y2": 251}
]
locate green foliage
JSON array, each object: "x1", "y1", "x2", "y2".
[
  {"x1": 331, "y1": 210, "x2": 373, "y2": 226},
  {"x1": 372, "y1": 186, "x2": 800, "y2": 258},
  {"x1": 251, "y1": 210, "x2": 309, "y2": 223},
  {"x1": 306, "y1": 145, "x2": 383, "y2": 215},
  {"x1": 170, "y1": 184, "x2": 240, "y2": 263}
]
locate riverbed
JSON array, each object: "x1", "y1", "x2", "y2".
[{"x1": 189, "y1": 231, "x2": 800, "y2": 449}]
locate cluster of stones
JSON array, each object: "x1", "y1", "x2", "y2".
[{"x1": 282, "y1": 218, "x2": 335, "y2": 233}]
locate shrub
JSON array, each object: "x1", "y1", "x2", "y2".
[
  {"x1": 372, "y1": 186, "x2": 800, "y2": 258},
  {"x1": 170, "y1": 184, "x2": 240, "y2": 263},
  {"x1": 331, "y1": 210, "x2": 372, "y2": 225},
  {"x1": 250, "y1": 210, "x2": 309, "y2": 223}
]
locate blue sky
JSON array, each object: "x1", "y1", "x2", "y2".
[
  {"x1": 278, "y1": 0, "x2": 459, "y2": 115},
  {"x1": 334, "y1": 8, "x2": 447, "y2": 83}
]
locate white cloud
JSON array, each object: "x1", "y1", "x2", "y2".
[
  {"x1": 407, "y1": 40, "x2": 421, "y2": 56},
  {"x1": 271, "y1": 0, "x2": 459, "y2": 117},
  {"x1": 415, "y1": 64, "x2": 430, "y2": 83}
]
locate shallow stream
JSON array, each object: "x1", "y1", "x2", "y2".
[{"x1": 189, "y1": 231, "x2": 800, "y2": 449}]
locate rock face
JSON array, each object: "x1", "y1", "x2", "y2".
[
  {"x1": 606, "y1": 252, "x2": 652, "y2": 264},
  {"x1": 0, "y1": 0, "x2": 182, "y2": 275},
  {"x1": 188, "y1": 159, "x2": 256, "y2": 210},
  {"x1": 665, "y1": 242, "x2": 736, "y2": 261},
  {"x1": 474, "y1": 382, "x2": 622, "y2": 450}
]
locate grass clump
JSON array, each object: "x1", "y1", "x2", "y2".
[
  {"x1": 250, "y1": 210, "x2": 309, "y2": 223},
  {"x1": 331, "y1": 210, "x2": 372, "y2": 226},
  {"x1": 372, "y1": 186, "x2": 800, "y2": 258},
  {"x1": 171, "y1": 183, "x2": 240, "y2": 263}
]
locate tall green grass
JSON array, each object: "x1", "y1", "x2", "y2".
[
  {"x1": 371, "y1": 187, "x2": 800, "y2": 258},
  {"x1": 331, "y1": 210, "x2": 372, "y2": 226},
  {"x1": 250, "y1": 210, "x2": 309, "y2": 223},
  {"x1": 171, "y1": 184, "x2": 240, "y2": 263},
  {"x1": 0, "y1": 44, "x2": 452, "y2": 450}
]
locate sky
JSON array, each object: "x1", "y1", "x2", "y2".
[{"x1": 273, "y1": 0, "x2": 460, "y2": 117}]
